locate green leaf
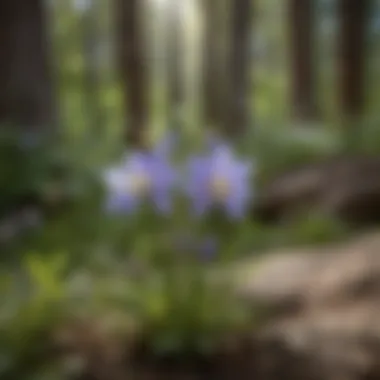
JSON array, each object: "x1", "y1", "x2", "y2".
[{"x1": 25, "y1": 252, "x2": 67, "y2": 299}]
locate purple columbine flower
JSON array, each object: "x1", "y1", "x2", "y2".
[
  {"x1": 186, "y1": 144, "x2": 253, "y2": 219},
  {"x1": 103, "y1": 135, "x2": 176, "y2": 214}
]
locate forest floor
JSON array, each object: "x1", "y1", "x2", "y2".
[{"x1": 3, "y1": 151, "x2": 380, "y2": 380}]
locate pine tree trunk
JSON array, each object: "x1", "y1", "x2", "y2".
[
  {"x1": 337, "y1": 0, "x2": 370, "y2": 120},
  {"x1": 166, "y1": 0, "x2": 183, "y2": 127},
  {"x1": 288, "y1": 0, "x2": 318, "y2": 122},
  {"x1": 201, "y1": 0, "x2": 229, "y2": 132},
  {"x1": 82, "y1": 0, "x2": 104, "y2": 138},
  {"x1": 0, "y1": 0, "x2": 56, "y2": 133},
  {"x1": 226, "y1": 0, "x2": 253, "y2": 137},
  {"x1": 116, "y1": 0, "x2": 148, "y2": 147}
]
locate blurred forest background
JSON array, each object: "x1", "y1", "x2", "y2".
[
  {"x1": 1, "y1": 0, "x2": 380, "y2": 379},
  {"x1": 3, "y1": 0, "x2": 380, "y2": 145}
]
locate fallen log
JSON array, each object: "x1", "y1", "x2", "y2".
[{"x1": 253, "y1": 155, "x2": 380, "y2": 226}]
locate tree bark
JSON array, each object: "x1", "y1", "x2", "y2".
[
  {"x1": 82, "y1": 0, "x2": 104, "y2": 138},
  {"x1": 226, "y1": 0, "x2": 253, "y2": 137},
  {"x1": 288, "y1": 0, "x2": 318, "y2": 122},
  {"x1": 337, "y1": 0, "x2": 370, "y2": 120},
  {"x1": 0, "y1": 0, "x2": 56, "y2": 132},
  {"x1": 201, "y1": 0, "x2": 229, "y2": 133},
  {"x1": 166, "y1": 0, "x2": 183, "y2": 127},
  {"x1": 116, "y1": 0, "x2": 148, "y2": 147}
]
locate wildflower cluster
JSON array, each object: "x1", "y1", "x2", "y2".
[
  {"x1": 102, "y1": 132, "x2": 255, "y2": 354},
  {"x1": 104, "y1": 133, "x2": 253, "y2": 220}
]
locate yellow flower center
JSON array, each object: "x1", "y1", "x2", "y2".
[
  {"x1": 123, "y1": 172, "x2": 151, "y2": 196},
  {"x1": 210, "y1": 176, "x2": 230, "y2": 201}
]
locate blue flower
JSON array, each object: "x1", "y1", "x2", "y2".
[
  {"x1": 104, "y1": 135, "x2": 177, "y2": 214},
  {"x1": 186, "y1": 143, "x2": 253, "y2": 219}
]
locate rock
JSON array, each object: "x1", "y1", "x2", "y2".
[
  {"x1": 237, "y1": 232, "x2": 380, "y2": 306},
  {"x1": 235, "y1": 248, "x2": 324, "y2": 309},
  {"x1": 236, "y1": 231, "x2": 380, "y2": 380}
]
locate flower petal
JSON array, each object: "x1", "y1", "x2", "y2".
[
  {"x1": 186, "y1": 156, "x2": 213, "y2": 215},
  {"x1": 106, "y1": 193, "x2": 139, "y2": 214},
  {"x1": 152, "y1": 190, "x2": 172, "y2": 214}
]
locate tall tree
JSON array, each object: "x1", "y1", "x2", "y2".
[
  {"x1": 288, "y1": 0, "x2": 318, "y2": 122},
  {"x1": 226, "y1": 0, "x2": 253, "y2": 137},
  {"x1": 337, "y1": 0, "x2": 370, "y2": 120},
  {"x1": 81, "y1": 0, "x2": 104, "y2": 137},
  {"x1": 116, "y1": 0, "x2": 148, "y2": 146},
  {"x1": 0, "y1": 0, "x2": 56, "y2": 132},
  {"x1": 201, "y1": 0, "x2": 229, "y2": 133},
  {"x1": 166, "y1": 0, "x2": 183, "y2": 128}
]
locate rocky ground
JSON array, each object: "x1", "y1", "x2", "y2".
[{"x1": 235, "y1": 231, "x2": 380, "y2": 380}]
